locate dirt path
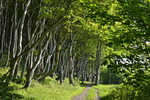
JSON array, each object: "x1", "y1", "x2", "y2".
[
  {"x1": 72, "y1": 86, "x2": 92, "y2": 100},
  {"x1": 72, "y1": 83, "x2": 101, "y2": 100}
]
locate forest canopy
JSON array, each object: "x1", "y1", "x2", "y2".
[{"x1": 0, "y1": 0, "x2": 150, "y2": 99}]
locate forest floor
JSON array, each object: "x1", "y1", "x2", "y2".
[
  {"x1": 0, "y1": 67, "x2": 118, "y2": 100},
  {"x1": 72, "y1": 83, "x2": 101, "y2": 100}
]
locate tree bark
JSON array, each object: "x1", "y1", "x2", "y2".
[{"x1": 95, "y1": 42, "x2": 102, "y2": 85}]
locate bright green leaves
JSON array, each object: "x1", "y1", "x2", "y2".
[
  {"x1": 62, "y1": 0, "x2": 150, "y2": 89},
  {"x1": 39, "y1": 0, "x2": 69, "y2": 19},
  {"x1": 40, "y1": 7, "x2": 54, "y2": 18},
  {"x1": 40, "y1": 7, "x2": 65, "y2": 19}
]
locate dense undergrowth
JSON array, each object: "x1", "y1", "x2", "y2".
[{"x1": 110, "y1": 83, "x2": 150, "y2": 100}]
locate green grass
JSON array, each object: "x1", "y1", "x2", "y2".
[
  {"x1": 93, "y1": 84, "x2": 119, "y2": 100},
  {"x1": 86, "y1": 84, "x2": 120, "y2": 100},
  {"x1": 86, "y1": 88, "x2": 96, "y2": 100},
  {"x1": 1, "y1": 78, "x2": 85, "y2": 100},
  {"x1": 15, "y1": 79, "x2": 84, "y2": 100},
  {"x1": 0, "y1": 67, "x2": 120, "y2": 100},
  {"x1": 0, "y1": 68, "x2": 85, "y2": 100}
]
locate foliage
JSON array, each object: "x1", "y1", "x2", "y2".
[
  {"x1": 0, "y1": 0, "x2": 150, "y2": 99},
  {"x1": 0, "y1": 68, "x2": 9, "y2": 77},
  {"x1": 100, "y1": 66, "x2": 123, "y2": 84},
  {"x1": 111, "y1": 82, "x2": 150, "y2": 100},
  {"x1": 103, "y1": 0, "x2": 150, "y2": 99}
]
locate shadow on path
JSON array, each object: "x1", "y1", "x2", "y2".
[{"x1": 80, "y1": 83, "x2": 94, "y2": 87}]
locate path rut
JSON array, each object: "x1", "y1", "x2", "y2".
[
  {"x1": 72, "y1": 83, "x2": 101, "y2": 100},
  {"x1": 72, "y1": 86, "x2": 92, "y2": 100}
]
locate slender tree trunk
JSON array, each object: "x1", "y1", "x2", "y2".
[
  {"x1": 68, "y1": 36, "x2": 75, "y2": 84},
  {"x1": 21, "y1": 54, "x2": 29, "y2": 78},
  {"x1": 37, "y1": 44, "x2": 60, "y2": 82},
  {"x1": 23, "y1": 50, "x2": 42, "y2": 88},
  {"x1": 0, "y1": 0, "x2": 4, "y2": 59},
  {"x1": 14, "y1": 57, "x2": 22, "y2": 79},
  {"x1": 92, "y1": 61, "x2": 95, "y2": 82},
  {"x1": 5, "y1": 17, "x2": 13, "y2": 67},
  {"x1": 7, "y1": 57, "x2": 19, "y2": 82},
  {"x1": 108, "y1": 69, "x2": 111, "y2": 84},
  {"x1": 59, "y1": 51, "x2": 66, "y2": 84},
  {"x1": 95, "y1": 42, "x2": 102, "y2": 85}
]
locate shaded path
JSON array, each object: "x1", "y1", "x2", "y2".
[{"x1": 72, "y1": 83, "x2": 101, "y2": 100}]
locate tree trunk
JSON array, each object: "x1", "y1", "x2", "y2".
[
  {"x1": 7, "y1": 57, "x2": 19, "y2": 82},
  {"x1": 95, "y1": 42, "x2": 102, "y2": 85}
]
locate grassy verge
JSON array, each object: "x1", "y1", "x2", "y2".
[
  {"x1": 0, "y1": 68, "x2": 85, "y2": 100},
  {"x1": 93, "y1": 84, "x2": 119, "y2": 100},
  {"x1": 15, "y1": 78, "x2": 84, "y2": 100}
]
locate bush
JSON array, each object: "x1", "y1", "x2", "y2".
[
  {"x1": 110, "y1": 85, "x2": 137, "y2": 100},
  {"x1": 110, "y1": 81, "x2": 150, "y2": 100}
]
